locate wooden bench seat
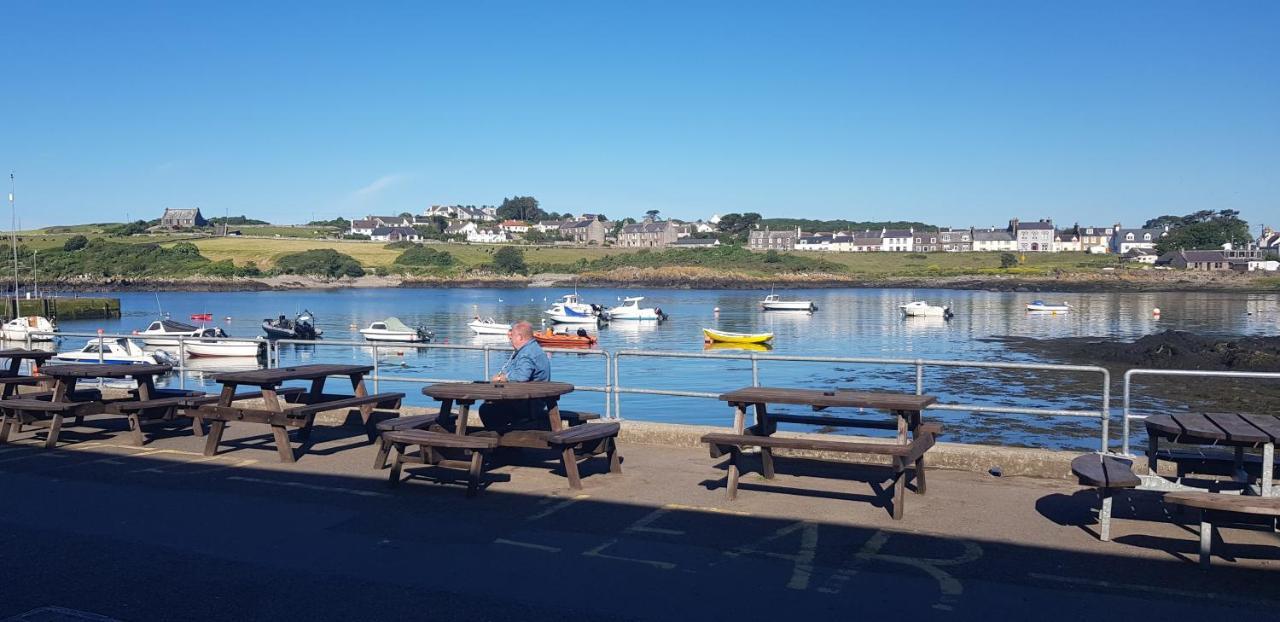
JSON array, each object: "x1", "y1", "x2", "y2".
[
  {"x1": 1163, "y1": 491, "x2": 1280, "y2": 568},
  {"x1": 12, "y1": 389, "x2": 104, "y2": 403},
  {"x1": 109, "y1": 397, "x2": 208, "y2": 445},
  {"x1": 1151, "y1": 447, "x2": 1280, "y2": 478},
  {"x1": 287, "y1": 392, "x2": 406, "y2": 417},
  {"x1": 1070, "y1": 453, "x2": 1142, "y2": 542},
  {"x1": 384, "y1": 429, "x2": 500, "y2": 497},
  {"x1": 372, "y1": 412, "x2": 442, "y2": 469},
  {"x1": 547, "y1": 421, "x2": 622, "y2": 490},
  {"x1": 0, "y1": 398, "x2": 106, "y2": 448},
  {"x1": 180, "y1": 387, "x2": 306, "y2": 407},
  {"x1": 294, "y1": 392, "x2": 402, "y2": 409},
  {"x1": 701, "y1": 422, "x2": 941, "y2": 520}
]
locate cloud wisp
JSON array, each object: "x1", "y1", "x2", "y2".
[{"x1": 351, "y1": 173, "x2": 410, "y2": 200}]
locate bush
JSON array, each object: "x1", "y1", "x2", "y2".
[
  {"x1": 273, "y1": 248, "x2": 365, "y2": 278},
  {"x1": 906, "y1": 253, "x2": 928, "y2": 260},
  {"x1": 1000, "y1": 252, "x2": 1018, "y2": 268},
  {"x1": 492, "y1": 246, "x2": 527, "y2": 274},
  {"x1": 342, "y1": 233, "x2": 370, "y2": 240},
  {"x1": 393, "y1": 245, "x2": 456, "y2": 269},
  {"x1": 63, "y1": 235, "x2": 88, "y2": 251},
  {"x1": 171, "y1": 242, "x2": 201, "y2": 256},
  {"x1": 383, "y1": 241, "x2": 418, "y2": 250}
]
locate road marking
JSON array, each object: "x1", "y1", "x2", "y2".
[
  {"x1": 133, "y1": 456, "x2": 258, "y2": 474},
  {"x1": 1028, "y1": 573, "x2": 1280, "y2": 606},
  {"x1": 494, "y1": 538, "x2": 562, "y2": 553},
  {"x1": 724, "y1": 521, "x2": 819, "y2": 590},
  {"x1": 823, "y1": 530, "x2": 980, "y2": 609},
  {"x1": 664, "y1": 503, "x2": 751, "y2": 516},
  {"x1": 583, "y1": 538, "x2": 678, "y2": 570},
  {"x1": 526, "y1": 494, "x2": 589, "y2": 521},
  {"x1": 225, "y1": 475, "x2": 389, "y2": 498},
  {"x1": 626, "y1": 508, "x2": 685, "y2": 536}
]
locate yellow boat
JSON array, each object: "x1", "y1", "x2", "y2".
[
  {"x1": 702, "y1": 328, "x2": 774, "y2": 344},
  {"x1": 703, "y1": 341, "x2": 772, "y2": 352}
]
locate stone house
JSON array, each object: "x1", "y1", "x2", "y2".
[
  {"x1": 159, "y1": 208, "x2": 207, "y2": 229},
  {"x1": 747, "y1": 227, "x2": 800, "y2": 251},
  {"x1": 619, "y1": 221, "x2": 680, "y2": 248},
  {"x1": 559, "y1": 219, "x2": 608, "y2": 245}
]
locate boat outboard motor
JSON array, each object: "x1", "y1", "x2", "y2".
[
  {"x1": 576, "y1": 328, "x2": 588, "y2": 338},
  {"x1": 656, "y1": 308, "x2": 668, "y2": 321}
]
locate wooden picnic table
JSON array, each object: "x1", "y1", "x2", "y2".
[
  {"x1": 1145, "y1": 412, "x2": 1279, "y2": 497},
  {"x1": 707, "y1": 386, "x2": 941, "y2": 519},
  {"x1": 0, "y1": 348, "x2": 56, "y2": 377},
  {"x1": 195, "y1": 363, "x2": 403, "y2": 463},
  {"x1": 421, "y1": 381, "x2": 577, "y2": 436},
  {"x1": 0, "y1": 363, "x2": 171, "y2": 448}
]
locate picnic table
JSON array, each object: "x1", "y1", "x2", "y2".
[
  {"x1": 1145, "y1": 412, "x2": 1279, "y2": 497},
  {"x1": 0, "y1": 363, "x2": 170, "y2": 448},
  {"x1": 0, "y1": 349, "x2": 56, "y2": 398},
  {"x1": 702, "y1": 387, "x2": 941, "y2": 519},
  {"x1": 384, "y1": 381, "x2": 620, "y2": 493},
  {"x1": 193, "y1": 364, "x2": 404, "y2": 463}
]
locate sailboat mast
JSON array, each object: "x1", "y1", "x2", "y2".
[{"x1": 9, "y1": 172, "x2": 18, "y2": 318}]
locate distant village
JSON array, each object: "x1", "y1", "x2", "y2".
[{"x1": 155, "y1": 205, "x2": 1280, "y2": 274}]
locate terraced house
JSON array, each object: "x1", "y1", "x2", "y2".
[{"x1": 619, "y1": 221, "x2": 679, "y2": 248}]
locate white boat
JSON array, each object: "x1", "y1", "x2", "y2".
[
  {"x1": 605, "y1": 297, "x2": 667, "y2": 321},
  {"x1": 56, "y1": 338, "x2": 175, "y2": 365},
  {"x1": 138, "y1": 318, "x2": 202, "y2": 346},
  {"x1": 1026, "y1": 300, "x2": 1070, "y2": 313},
  {"x1": 181, "y1": 328, "x2": 265, "y2": 357},
  {"x1": 760, "y1": 294, "x2": 816, "y2": 312},
  {"x1": 544, "y1": 293, "x2": 603, "y2": 324},
  {"x1": 1, "y1": 315, "x2": 57, "y2": 342},
  {"x1": 360, "y1": 317, "x2": 434, "y2": 342},
  {"x1": 468, "y1": 317, "x2": 511, "y2": 335},
  {"x1": 181, "y1": 356, "x2": 262, "y2": 373},
  {"x1": 899, "y1": 301, "x2": 953, "y2": 318}
]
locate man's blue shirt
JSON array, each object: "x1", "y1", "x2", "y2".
[{"x1": 501, "y1": 339, "x2": 551, "y2": 382}]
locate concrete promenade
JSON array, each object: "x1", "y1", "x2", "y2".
[{"x1": 0, "y1": 414, "x2": 1276, "y2": 621}]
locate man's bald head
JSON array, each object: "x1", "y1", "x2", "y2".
[{"x1": 509, "y1": 320, "x2": 535, "y2": 347}]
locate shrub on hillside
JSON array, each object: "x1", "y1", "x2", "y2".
[
  {"x1": 63, "y1": 235, "x2": 88, "y2": 251},
  {"x1": 273, "y1": 249, "x2": 365, "y2": 278},
  {"x1": 492, "y1": 247, "x2": 527, "y2": 274},
  {"x1": 393, "y1": 245, "x2": 456, "y2": 269}
]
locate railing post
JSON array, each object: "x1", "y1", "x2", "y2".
[
  {"x1": 483, "y1": 346, "x2": 491, "y2": 379},
  {"x1": 1121, "y1": 371, "x2": 1133, "y2": 456},
  {"x1": 371, "y1": 344, "x2": 380, "y2": 393},
  {"x1": 613, "y1": 352, "x2": 622, "y2": 419},
  {"x1": 1100, "y1": 369, "x2": 1111, "y2": 453},
  {"x1": 915, "y1": 359, "x2": 924, "y2": 395},
  {"x1": 603, "y1": 352, "x2": 612, "y2": 419},
  {"x1": 751, "y1": 354, "x2": 760, "y2": 387}
]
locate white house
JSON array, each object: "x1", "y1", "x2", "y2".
[
  {"x1": 881, "y1": 229, "x2": 914, "y2": 252},
  {"x1": 972, "y1": 229, "x2": 1018, "y2": 252},
  {"x1": 500, "y1": 220, "x2": 530, "y2": 234},
  {"x1": 369, "y1": 227, "x2": 422, "y2": 242},
  {"x1": 1112, "y1": 225, "x2": 1169, "y2": 254},
  {"x1": 445, "y1": 222, "x2": 478, "y2": 237},
  {"x1": 467, "y1": 228, "x2": 510, "y2": 243},
  {"x1": 1013, "y1": 219, "x2": 1055, "y2": 252},
  {"x1": 349, "y1": 219, "x2": 377, "y2": 236}
]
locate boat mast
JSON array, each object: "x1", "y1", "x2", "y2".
[{"x1": 9, "y1": 172, "x2": 17, "y2": 319}]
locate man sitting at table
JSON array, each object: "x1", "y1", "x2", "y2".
[{"x1": 478, "y1": 320, "x2": 552, "y2": 433}]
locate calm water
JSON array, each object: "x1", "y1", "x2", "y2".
[{"x1": 45, "y1": 287, "x2": 1280, "y2": 450}]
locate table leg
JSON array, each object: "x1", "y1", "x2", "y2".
[
  {"x1": 455, "y1": 401, "x2": 472, "y2": 437},
  {"x1": 134, "y1": 373, "x2": 156, "y2": 401},
  {"x1": 732, "y1": 403, "x2": 747, "y2": 435},
  {"x1": 754, "y1": 402, "x2": 774, "y2": 479},
  {"x1": 262, "y1": 387, "x2": 282, "y2": 411},
  {"x1": 44, "y1": 414, "x2": 63, "y2": 449},
  {"x1": 1263, "y1": 442, "x2": 1274, "y2": 498},
  {"x1": 1233, "y1": 446, "x2": 1247, "y2": 484},
  {"x1": 52, "y1": 378, "x2": 71, "y2": 403},
  {"x1": 349, "y1": 373, "x2": 375, "y2": 423},
  {"x1": 436, "y1": 399, "x2": 454, "y2": 432},
  {"x1": 272, "y1": 425, "x2": 296, "y2": 463},
  {"x1": 727, "y1": 403, "x2": 748, "y2": 499},
  {"x1": 217, "y1": 383, "x2": 237, "y2": 406},
  {"x1": 548, "y1": 399, "x2": 564, "y2": 432},
  {"x1": 204, "y1": 420, "x2": 226, "y2": 456},
  {"x1": 1148, "y1": 434, "x2": 1159, "y2": 476}
]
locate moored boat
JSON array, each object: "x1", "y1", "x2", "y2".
[
  {"x1": 138, "y1": 318, "x2": 201, "y2": 346},
  {"x1": 702, "y1": 328, "x2": 774, "y2": 344},
  {"x1": 533, "y1": 327, "x2": 597, "y2": 348},
  {"x1": 468, "y1": 317, "x2": 511, "y2": 335},
  {"x1": 703, "y1": 341, "x2": 772, "y2": 353},
  {"x1": 605, "y1": 297, "x2": 666, "y2": 321},
  {"x1": 1026, "y1": 300, "x2": 1070, "y2": 313},
  {"x1": 359, "y1": 317, "x2": 433, "y2": 342},
  {"x1": 760, "y1": 293, "x2": 816, "y2": 312},
  {"x1": 1, "y1": 315, "x2": 57, "y2": 342},
  {"x1": 182, "y1": 328, "x2": 265, "y2": 357},
  {"x1": 262, "y1": 311, "x2": 322, "y2": 340},
  {"x1": 56, "y1": 338, "x2": 174, "y2": 365},
  {"x1": 544, "y1": 293, "x2": 604, "y2": 324},
  {"x1": 899, "y1": 301, "x2": 953, "y2": 318}
]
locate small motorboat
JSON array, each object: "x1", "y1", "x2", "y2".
[
  {"x1": 533, "y1": 327, "x2": 597, "y2": 348},
  {"x1": 545, "y1": 293, "x2": 604, "y2": 324},
  {"x1": 1026, "y1": 300, "x2": 1071, "y2": 313},
  {"x1": 605, "y1": 297, "x2": 667, "y2": 321},
  {"x1": 703, "y1": 341, "x2": 772, "y2": 353},
  {"x1": 182, "y1": 328, "x2": 266, "y2": 358},
  {"x1": 760, "y1": 293, "x2": 816, "y2": 312},
  {"x1": 360, "y1": 317, "x2": 433, "y2": 342},
  {"x1": 1, "y1": 315, "x2": 57, "y2": 342},
  {"x1": 190, "y1": 313, "x2": 214, "y2": 322},
  {"x1": 702, "y1": 328, "x2": 774, "y2": 344},
  {"x1": 899, "y1": 301, "x2": 953, "y2": 318},
  {"x1": 468, "y1": 317, "x2": 511, "y2": 335},
  {"x1": 138, "y1": 318, "x2": 202, "y2": 346},
  {"x1": 262, "y1": 311, "x2": 322, "y2": 340},
  {"x1": 56, "y1": 338, "x2": 175, "y2": 365}
]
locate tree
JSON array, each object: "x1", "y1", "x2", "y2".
[
  {"x1": 1000, "y1": 253, "x2": 1018, "y2": 268},
  {"x1": 1154, "y1": 209, "x2": 1251, "y2": 254},
  {"x1": 492, "y1": 246, "x2": 527, "y2": 274},
  {"x1": 497, "y1": 196, "x2": 544, "y2": 221},
  {"x1": 63, "y1": 235, "x2": 89, "y2": 252},
  {"x1": 645, "y1": 209, "x2": 661, "y2": 221},
  {"x1": 716, "y1": 212, "x2": 763, "y2": 243},
  {"x1": 596, "y1": 214, "x2": 607, "y2": 222},
  {"x1": 398, "y1": 212, "x2": 413, "y2": 219},
  {"x1": 430, "y1": 215, "x2": 449, "y2": 233}
]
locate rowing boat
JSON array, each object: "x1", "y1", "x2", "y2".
[{"x1": 702, "y1": 328, "x2": 774, "y2": 344}]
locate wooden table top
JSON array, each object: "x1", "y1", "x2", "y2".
[
  {"x1": 719, "y1": 387, "x2": 937, "y2": 411},
  {"x1": 39, "y1": 363, "x2": 172, "y2": 379},
  {"x1": 0, "y1": 349, "x2": 57, "y2": 361},
  {"x1": 1145, "y1": 412, "x2": 1280, "y2": 445},
  {"x1": 211, "y1": 364, "x2": 374, "y2": 385},
  {"x1": 422, "y1": 382, "x2": 575, "y2": 402}
]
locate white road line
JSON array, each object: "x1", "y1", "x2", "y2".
[
  {"x1": 1027, "y1": 572, "x2": 1279, "y2": 606},
  {"x1": 225, "y1": 475, "x2": 390, "y2": 498},
  {"x1": 494, "y1": 538, "x2": 562, "y2": 553}
]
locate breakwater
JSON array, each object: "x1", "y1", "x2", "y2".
[{"x1": 3, "y1": 297, "x2": 121, "y2": 321}]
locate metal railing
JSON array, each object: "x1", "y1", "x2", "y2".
[
  {"x1": 268, "y1": 338, "x2": 615, "y2": 418},
  {"x1": 29, "y1": 330, "x2": 270, "y2": 389},
  {"x1": 613, "y1": 350, "x2": 1112, "y2": 451},
  {"x1": 1121, "y1": 368, "x2": 1280, "y2": 456}
]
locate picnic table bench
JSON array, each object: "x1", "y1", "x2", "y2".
[
  {"x1": 399, "y1": 382, "x2": 620, "y2": 493},
  {"x1": 0, "y1": 363, "x2": 171, "y2": 448},
  {"x1": 702, "y1": 387, "x2": 939, "y2": 520},
  {"x1": 193, "y1": 364, "x2": 403, "y2": 463},
  {"x1": 1163, "y1": 491, "x2": 1280, "y2": 568}
]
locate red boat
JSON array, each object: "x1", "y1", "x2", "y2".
[
  {"x1": 533, "y1": 328, "x2": 597, "y2": 348},
  {"x1": 190, "y1": 313, "x2": 213, "y2": 321}
]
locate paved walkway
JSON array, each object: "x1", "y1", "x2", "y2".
[{"x1": 0, "y1": 418, "x2": 1276, "y2": 621}]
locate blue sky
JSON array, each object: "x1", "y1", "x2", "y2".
[{"x1": 2, "y1": 1, "x2": 1277, "y2": 229}]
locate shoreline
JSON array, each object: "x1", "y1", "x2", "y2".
[{"x1": 34, "y1": 269, "x2": 1280, "y2": 293}]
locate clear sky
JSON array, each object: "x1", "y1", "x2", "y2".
[{"x1": 2, "y1": 1, "x2": 1276, "y2": 229}]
